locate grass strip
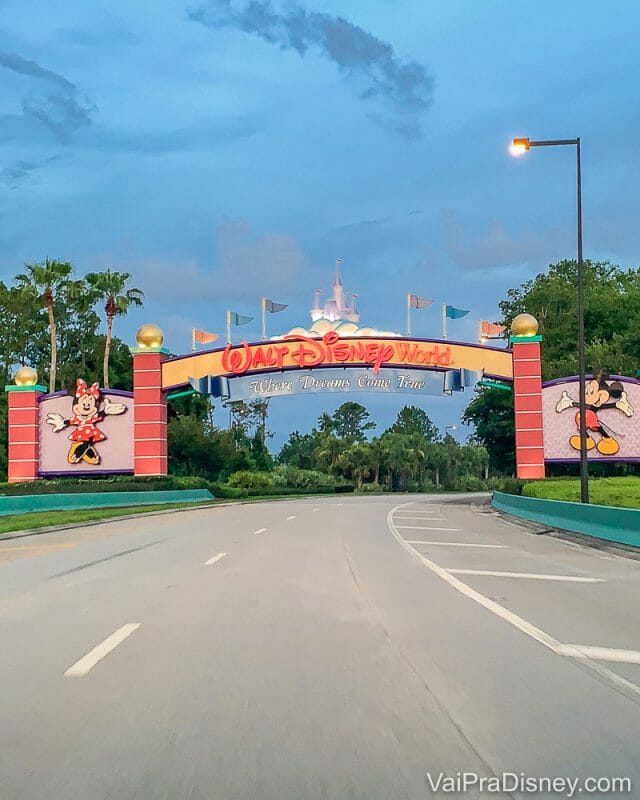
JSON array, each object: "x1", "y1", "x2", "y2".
[
  {"x1": 0, "y1": 502, "x2": 216, "y2": 535},
  {"x1": 523, "y1": 476, "x2": 640, "y2": 509}
]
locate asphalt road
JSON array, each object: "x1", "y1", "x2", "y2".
[{"x1": 1, "y1": 494, "x2": 639, "y2": 799}]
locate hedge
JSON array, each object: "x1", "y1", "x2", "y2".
[{"x1": 0, "y1": 475, "x2": 210, "y2": 496}]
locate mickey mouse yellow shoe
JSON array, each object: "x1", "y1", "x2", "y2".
[
  {"x1": 597, "y1": 437, "x2": 619, "y2": 456},
  {"x1": 570, "y1": 435, "x2": 595, "y2": 451}
]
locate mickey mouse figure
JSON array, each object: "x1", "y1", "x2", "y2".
[
  {"x1": 555, "y1": 376, "x2": 634, "y2": 456},
  {"x1": 46, "y1": 379, "x2": 126, "y2": 465}
]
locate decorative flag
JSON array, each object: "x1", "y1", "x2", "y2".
[
  {"x1": 480, "y1": 320, "x2": 506, "y2": 337},
  {"x1": 263, "y1": 299, "x2": 288, "y2": 313},
  {"x1": 445, "y1": 305, "x2": 470, "y2": 319},
  {"x1": 409, "y1": 295, "x2": 433, "y2": 309},
  {"x1": 336, "y1": 257, "x2": 343, "y2": 263},
  {"x1": 193, "y1": 328, "x2": 219, "y2": 345},
  {"x1": 228, "y1": 311, "x2": 254, "y2": 326}
]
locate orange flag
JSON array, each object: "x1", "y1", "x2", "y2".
[
  {"x1": 480, "y1": 321, "x2": 506, "y2": 337},
  {"x1": 192, "y1": 328, "x2": 220, "y2": 346}
]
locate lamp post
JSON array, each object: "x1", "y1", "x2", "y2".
[
  {"x1": 511, "y1": 136, "x2": 588, "y2": 504},
  {"x1": 444, "y1": 425, "x2": 457, "y2": 439}
]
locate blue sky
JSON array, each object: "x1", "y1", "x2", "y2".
[{"x1": 2, "y1": 0, "x2": 639, "y2": 446}]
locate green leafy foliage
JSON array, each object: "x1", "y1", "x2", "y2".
[
  {"x1": 500, "y1": 259, "x2": 640, "y2": 380},
  {"x1": 465, "y1": 259, "x2": 640, "y2": 473},
  {"x1": 388, "y1": 405, "x2": 440, "y2": 440},
  {"x1": 462, "y1": 387, "x2": 515, "y2": 474},
  {"x1": 276, "y1": 404, "x2": 489, "y2": 492}
]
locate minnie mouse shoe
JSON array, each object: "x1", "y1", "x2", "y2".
[{"x1": 67, "y1": 442, "x2": 84, "y2": 464}]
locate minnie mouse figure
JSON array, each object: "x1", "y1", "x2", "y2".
[{"x1": 46, "y1": 379, "x2": 126, "y2": 465}]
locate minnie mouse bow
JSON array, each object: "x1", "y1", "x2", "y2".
[{"x1": 75, "y1": 379, "x2": 100, "y2": 398}]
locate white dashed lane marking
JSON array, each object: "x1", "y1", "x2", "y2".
[
  {"x1": 254, "y1": 528, "x2": 267, "y2": 535},
  {"x1": 64, "y1": 624, "x2": 141, "y2": 678},
  {"x1": 204, "y1": 552, "x2": 226, "y2": 566}
]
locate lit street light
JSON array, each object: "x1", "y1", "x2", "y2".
[
  {"x1": 510, "y1": 136, "x2": 588, "y2": 503},
  {"x1": 444, "y1": 425, "x2": 457, "y2": 439}
]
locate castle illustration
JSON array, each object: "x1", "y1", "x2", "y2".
[{"x1": 310, "y1": 264, "x2": 360, "y2": 324}]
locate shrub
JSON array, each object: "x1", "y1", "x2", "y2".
[
  {"x1": 494, "y1": 476, "x2": 524, "y2": 496},
  {"x1": 455, "y1": 475, "x2": 487, "y2": 492},
  {"x1": 358, "y1": 482, "x2": 384, "y2": 493},
  {"x1": 226, "y1": 470, "x2": 277, "y2": 489},
  {"x1": 209, "y1": 484, "x2": 249, "y2": 499},
  {"x1": 0, "y1": 475, "x2": 210, "y2": 496},
  {"x1": 272, "y1": 465, "x2": 338, "y2": 490}
]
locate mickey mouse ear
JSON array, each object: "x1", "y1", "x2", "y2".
[{"x1": 609, "y1": 381, "x2": 624, "y2": 398}]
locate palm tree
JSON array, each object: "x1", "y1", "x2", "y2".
[
  {"x1": 85, "y1": 270, "x2": 144, "y2": 387},
  {"x1": 16, "y1": 259, "x2": 73, "y2": 392}
]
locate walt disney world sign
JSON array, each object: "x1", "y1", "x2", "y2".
[{"x1": 161, "y1": 332, "x2": 514, "y2": 396}]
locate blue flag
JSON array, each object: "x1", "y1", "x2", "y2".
[
  {"x1": 264, "y1": 299, "x2": 288, "y2": 313},
  {"x1": 229, "y1": 311, "x2": 254, "y2": 326},
  {"x1": 445, "y1": 305, "x2": 470, "y2": 320}
]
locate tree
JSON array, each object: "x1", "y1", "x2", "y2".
[
  {"x1": 85, "y1": 270, "x2": 144, "y2": 387},
  {"x1": 332, "y1": 442, "x2": 375, "y2": 489},
  {"x1": 330, "y1": 401, "x2": 375, "y2": 442},
  {"x1": 462, "y1": 387, "x2": 515, "y2": 474},
  {"x1": 277, "y1": 431, "x2": 318, "y2": 470},
  {"x1": 168, "y1": 415, "x2": 251, "y2": 480},
  {"x1": 16, "y1": 259, "x2": 73, "y2": 392},
  {"x1": 387, "y1": 405, "x2": 439, "y2": 441},
  {"x1": 499, "y1": 259, "x2": 640, "y2": 379},
  {"x1": 464, "y1": 258, "x2": 640, "y2": 475},
  {"x1": 378, "y1": 432, "x2": 425, "y2": 490},
  {"x1": 0, "y1": 281, "x2": 46, "y2": 380}
]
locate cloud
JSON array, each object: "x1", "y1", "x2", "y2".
[
  {"x1": 213, "y1": 218, "x2": 304, "y2": 298},
  {"x1": 188, "y1": 0, "x2": 433, "y2": 138},
  {"x1": 85, "y1": 116, "x2": 259, "y2": 155},
  {"x1": 120, "y1": 220, "x2": 304, "y2": 306},
  {"x1": 0, "y1": 155, "x2": 60, "y2": 189},
  {"x1": 0, "y1": 50, "x2": 95, "y2": 144},
  {"x1": 0, "y1": 160, "x2": 39, "y2": 188},
  {"x1": 442, "y1": 210, "x2": 551, "y2": 270}
]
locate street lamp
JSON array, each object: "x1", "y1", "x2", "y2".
[
  {"x1": 444, "y1": 425, "x2": 457, "y2": 438},
  {"x1": 510, "y1": 135, "x2": 588, "y2": 503}
]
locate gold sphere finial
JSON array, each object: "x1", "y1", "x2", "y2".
[
  {"x1": 14, "y1": 366, "x2": 38, "y2": 386},
  {"x1": 511, "y1": 313, "x2": 539, "y2": 337},
  {"x1": 136, "y1": 323, "x2": 164, "y2": 349}
]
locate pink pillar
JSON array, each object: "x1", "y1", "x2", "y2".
[
  {"x1": 512, "y1": 335, "x2": 545, "y2": 479},
  {"x1": 5, "y1": 384, "x2": 46, "y2": 483},
  {"x1": 132, "y1": 349, "x2": 168, "y2": 476}
]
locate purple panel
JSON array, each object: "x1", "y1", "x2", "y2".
[
  {"x1": 39, "y1": 392, "x2": 134, "y2": 475},
  {"x1": 542, "y1": 378, "x2": 640, "y2": 461}
]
